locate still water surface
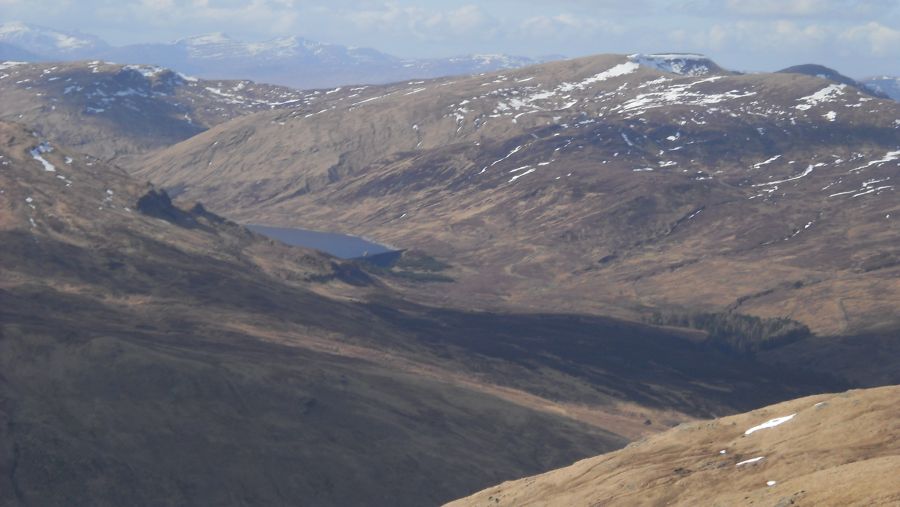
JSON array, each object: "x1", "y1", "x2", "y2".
[{"x1": 246, "y1": 224, "x2": 394, "y2": 259}]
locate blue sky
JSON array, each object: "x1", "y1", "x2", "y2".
[{"x1": 3, "y1": 0, "x2": 899, "y2": 76}]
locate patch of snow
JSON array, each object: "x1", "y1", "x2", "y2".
[
  {"x1": 508, "y1": 168, "x2": 536, "y2": 182},
  {"x1": 795, "y1": 84, "x2": 846, "y2": 111},
  {"x1": 753, "y1": 164, "x2": 824, "y2": 187},
  {"x1": 767, "y1": 481, "x2": 777, "y2": 487},
  {"x1": 736, "y1": 456, "x2": 765, "y2": 466},
  {"x1": 628, "y1": 53, "x2": 712, "y2": 76},
  {"x1": 752, "y1": 155, "x2": 781, "y2": 169},
  {"x1": 0, "y1": 61, "x2": 27, "y2": 70},
  {"x1": 123, "y1": 64, "x2": 166, "y2": 78},
  {"x1": 351, "y1": 94, "x2": 388, "y2": 106},
  {"x1": 29, "y1": 142, "x2": 56, "y2": 172},
  {"x1": 621, "y1": 76, "x2": 754, "y2": 114},
  {"x1": 745, "y1": 414, "x2": 796, "y2": 435},
  {"x1": 849, "y1": 150, "x2": 900, "y2": 173},
  {"x1": 558, "y1": 61, "x2": 640, "y2": 92},
  {"x1": 481, "y1": 144, "x2": 525, "y2": 173}
]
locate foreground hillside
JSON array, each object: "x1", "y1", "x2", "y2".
[
  {"x1": 136, "y1": 54, "x2": 900, "y2": 340},
  {"x1": 448, "y1": 385, "x2": 900, "y2": 507},
  {"x1": 0, "y1": 120, "x2": 841, "y2": 505}
]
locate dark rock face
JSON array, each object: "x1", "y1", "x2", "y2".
[
  {"x1": 137, "y1": 190, "x2": 233, "y2": 229},
  {"x1": 189, "y1": 202, "x2": 228, "y2": 224},
  {"x1": 136, "y1": 189, "x2": 196, "y2": 226}
]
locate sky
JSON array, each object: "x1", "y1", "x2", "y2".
[{"x1": 2, "y1": 0, "x2": 899, "y2": 76}]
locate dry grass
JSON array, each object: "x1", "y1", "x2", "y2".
[{"x1": 448, "y1": 386, "x2": 900, "y2": 506}]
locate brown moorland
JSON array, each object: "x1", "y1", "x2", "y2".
[
  {"x1": 0, "y1": 120, "x2": 842, "y2": 506},
  {"x1": 448, "y1": 385, "x2": 900, "y2": 507}
]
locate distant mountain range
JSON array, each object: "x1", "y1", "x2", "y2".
[
  {"x1": 0, "y1": 21, "x2": 552, "y2": 88},
  {"x1": 863, "y1": 75, "x2": 900, "y2": 101}
]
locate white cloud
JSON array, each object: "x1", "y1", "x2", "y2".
[
  {"x1": 120, "y1": 0, "x2": 300, "y2": 35},
  {"x1": 679, "y1": 0, "x2": 897, "y2": 20},
  {"x1": 347, "y1": 2, "x2": 496, "y2": 41},
  {"x1": 139, "y1": 0, "x2": 174, "y2": 10},
  {"x1": 841, "y1": 21, "x2": 900, "y2": 55},
  {"x1": 725, "y1": 0, "x2": 838, "y2": 16},
  {"x1": 673, "y1": 20, "x2": 829, "y2": 51},
  {"x1": 519, "y1": 13, "x2": 617, "y2": 39}
]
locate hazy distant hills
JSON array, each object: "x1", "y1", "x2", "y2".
[
  {"x1": 0, "y1": 21, "x2": 108, "y2": 57},
  {"x1": 0, "y1": 21, "x2": 549, "y2": 88},
  {"x1": 863, "y1": 75, "x2": 900, "y2": 101},
  {"x1": 0, "y1": 40, "x2": 38, "y2": 61}
]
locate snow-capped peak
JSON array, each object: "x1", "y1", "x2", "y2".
[
  {"x1": 628, "y1": 53, "x2": 716, "y2": 76},
  {"x1": 246, "y1": 37, "x2": 322, "y2": 58},
  {"x1": 176, "y1": 32, "x2": 235, "y2": 47},
  {"x1": 176, "y1": 33, "x2": 336, "y2": 60},
  {"x1": 443, "y1": 54, "x2": 537, "y2": 69},
  {"x1": 0, "y1": 21, "x2": 105, "y2": 55},
  {"x1": 0, "y1": 21, "x2": 30, "y2": 36}
]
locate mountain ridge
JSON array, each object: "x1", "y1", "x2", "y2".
[
  {"x1": 132, "y1": 53, "x2": 900, "y2": 344},
  {"x1": 777, "y1": 63, "x2": 889, "y2": 99},
  {"x1": 0, "y1": 60, "x2": 369, "y2": 160}
]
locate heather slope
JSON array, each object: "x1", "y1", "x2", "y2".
[
  {"x1": 448, "y1": 385, "x2": 900, "y2": 507},
  {"x1": 0, "y1": 120, "x2": 839, "y2": 505}
]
